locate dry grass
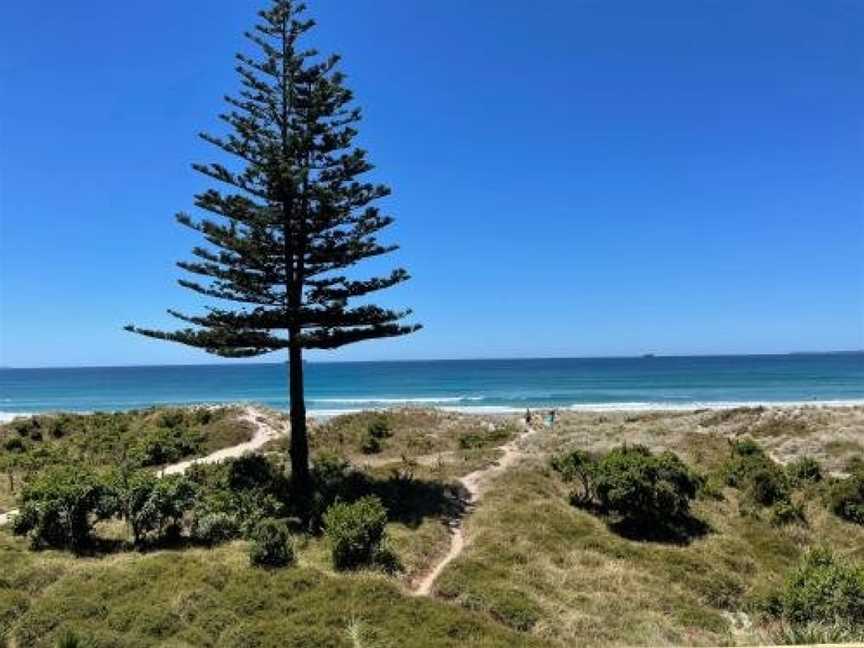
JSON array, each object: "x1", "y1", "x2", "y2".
[
  {"x1": 535, "y1": 404, "x2": 864, "y2": 473},
  {"x1": 2, "y1": 404, "x2": 862, "y2": 646},
  {"x1": 432, "y1": 405, "x2": 864, "y2": 646}
]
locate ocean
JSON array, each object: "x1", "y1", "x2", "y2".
[{"x1": 1, "y1": 354, "x2": 862, "y2": 420}]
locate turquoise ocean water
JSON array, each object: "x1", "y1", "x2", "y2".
[{"x1": 1, "y1": 354, "x2": 862, "y2": 419}]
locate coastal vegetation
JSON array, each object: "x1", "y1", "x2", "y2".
[
  {"x1": 0, "y1": 407, "x2": 251, "y2": 513},
  {"x1": 1, "y1": 404, "x2": 863, "y2": 646}
]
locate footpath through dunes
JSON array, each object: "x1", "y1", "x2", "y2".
[
  {"x1": 0, "y1": 405, "x2": 288, "y2": 527},
  {"x1": 412, "y1": 419, "x2": 539, "y2": 596}
]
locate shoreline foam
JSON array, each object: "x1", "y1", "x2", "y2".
[{"x1": 3, "y1": 399, "x2": 864, "y2": 423}]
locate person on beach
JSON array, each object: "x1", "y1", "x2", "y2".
[{"x1": 525, "y1": 408, "x2": 532, "y2": 425}]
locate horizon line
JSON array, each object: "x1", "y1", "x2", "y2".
[{"x1": 2, "y1": 349, "x2": 862, "y2": 371}]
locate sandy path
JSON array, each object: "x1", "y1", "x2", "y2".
[
  {"x1": 0, "y1": 406, "x2": 286, "y2": 527},
  {"x1": 412, "y1": 421, "x2": 538, "y2": 596}
]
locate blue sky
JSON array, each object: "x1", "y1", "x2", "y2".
[{"x1": 1, "y1": 1, "x2": 862, "y2": 367}]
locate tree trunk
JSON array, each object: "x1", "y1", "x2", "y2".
[{"x1": 288, "y1": 339, "x2": 311, "y2": 499}]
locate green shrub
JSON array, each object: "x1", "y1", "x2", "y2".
[
  {"x1": 308, "y1": 454, "x2": 365, "y2": 530},
  {"x1": 780, "y1": 547, "x2": 864, "y2": 626},
  {"x1": 826, "y1": 472, "x2": 864, "y2": 525},
  {"x1": 56, "y1": 630, "x2": 91, "y2": 648},
  {"x1": 359, "y1": 432, "x2": 382, "y2": 454},
  {"x1": 129, "y1": 425, "x2": 202, "y2": 466},
  {"x1": 592, "y1": 445, "x2": 699, "y2": 524},
  {"x1": 769, "y1": 500, "x2": 806, "y2": 527},
  {"x1": 367, "y1": 418, "x2": 391, "y2": 440},
  {"x1": 458, "y1": 423, "x2": 510, "y2": 450},
  {"x1": 723, "y1": 438, "x2": 770, "y2": 486},
  {"x1": 3, "y1": 436, "x2": 26, "y2": 453},
  {"x1": 746, "y1": 466, "x2": 789, "y2": 506},
  {"x1": 786, "y1": 456, "x2": 822, "y2": 486},
  {"x1": 723, "y1": 438, "x2": 790, "y2": 507},
  {"x1": 191, "y1": 511, "x2": 240, "y2": 546},
  {"x1": 697, "y1": 475, "x2": 725, "y2": 501},
  {"x1": 323, "y1": 495, "x2": 389, "y2": 570},
  {"x1": 124, "y1": 473, "x2": 197, "y2": 544},
  {"x1": 249, "y1": 518, "x2": 294, "y2": 568},
  {"x1": 12, "y1": 466, "x2": 116, "y2": 549},
  {"x1": 186, "y1": 455, "x2": 289, "y2": 534},
  {"x1": 550, "y1": 449, "x2": 597, "y2": 505}
]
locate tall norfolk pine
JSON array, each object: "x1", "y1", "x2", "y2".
[{"x1": 126, "y1": 1, "x2": 419, "y2": 497}]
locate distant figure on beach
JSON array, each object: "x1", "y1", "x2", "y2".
[
  {"x1": 547, "y1": 409, "x2": 556, "y2": 427},
  {"x1": 525, "y1": 408, "x2": 532, "y2": 425}
]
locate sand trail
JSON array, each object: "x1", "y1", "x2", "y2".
[{"x1": 412, "y1": 420, "x2": 537, "y2": 596}]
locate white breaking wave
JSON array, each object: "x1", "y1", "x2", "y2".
[
  {"x1": 311, "y1": 395, "x2": 483, "y2": 404},
  {"x1": 0, "y1": 412, "x2": 32, "y2": 423},
  {"x1": 566, "y1": 399, "x2": 864, "y2": 412}
]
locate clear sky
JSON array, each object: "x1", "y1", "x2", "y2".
[{"x1": 1, "y1": 1, "x2": 862, "y2": 368}]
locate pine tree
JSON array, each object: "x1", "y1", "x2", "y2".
[{"x1": 125, "y1": 0, "x2": 420, "y2": 499}]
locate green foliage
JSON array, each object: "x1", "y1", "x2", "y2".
[
  {"x1": 358, "y1": 417, "x2": 392, "y2": 454},
  {"x1": 360, "y1": 432, "x2": 383, "y2": 454},
  {"x1": 124, "y1": 473, "x2": 197, "y2": 545},
  {"x1": 769, "y1": 500, "x2": 806, "y2": 527},
  {"x1": 55, "y1": 630, "x2": 90, "y2": 648},
  {"x1": 550, "y1": 449, "x2": 596, "y2": 505},
  {"x1": 826, "y1": 470, "x2": 864, "y2": 525},
  {"x1": 12, "y1": 466, "x2": 116, "y2": 549},
  {"x1": 186, "y1": 455, "x2": 289, "y2": 536},
  {"x1": 780, "y1": 548, "x2": 864, "y2": 626},
  {"x1": 248, "y1": 518, "x2": 294, "y2": 568},
  {"x1": 458, "y1": 428, "x2": 509, "y2": 452},
  {"x1": 128, "y1": 425, "x2": 203, "y2": 466},
  {"x1": 696, "y1": 475, "x2": 725, "y2": 501},
  {"x1": 368, "y1": 418, "x2": 391, "y2": 440},
  {"x1": 746, "y1": 466, "x2": 789, "y2": 507},
  {"x1": 722, "y1": 437, "x2": 791, "y2": 507},
  {"x1": 307, "y1": 454, "x2": 365, "y2": 530},
  {"x1": 592, "y1": 445, "x2": 699, "y2": 524},
  {"x1": 190, "y1": 511, "x2": 240, "y2": 546},
  {"x1": 323, "y1": 495, "x2": 389, "y2": 570},
  {"x1": 785, "y1": 456, "x2": 822, "y2": 486},
  {"x1": 0, "y1": 407, "x2": 244, "y2": 510}
]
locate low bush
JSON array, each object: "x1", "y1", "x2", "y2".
[
  {"x1": 769, "y1": 500, "x2": 806, "y2": 527},
  {"x1": 129, "y1": 425, "x2": 202, "y2": 467},
  {"x1": 358, "y1": 418, "x2": 391, "y2": 455},
  {"x1": 723, "y1": 438, "x2": 790, "y2": 507},
  {"x1": 190, "y1": 511, "x2": 240, "y2": 546},
  {"x1": 786, "y1": 456, "x2": 822, "y2": 486},
  {"x1": 249, "y1": 517, "x2": 294, "y2": 568},
  {"x1": 826, "y1": 471, "x2": 864, "y2": 526},
  {"x1": 550, "y1": 449, "x2": 596, "y2": 505},
  {"x1": 779, "y1": 547, "x2": 864, "y2": 627},
  {"x1": 124, "y1": 473, "x2": 197, "y2": 545},
  {"x1": 308, "y1": 454, "x2": 366, "y2": 530},
  {"x1": 55, "y1": 630, "x2": 91, "y2": 648},
  {"x1": 360, "y1": 433, "x2": 382, "y2": 454},
  {"x1": 367, "y1": 418, "x2": 391, "y2": 440},
  {"x1": 12, "y1": 466, "x2": 116, "y2": 549},
  {"x1": 592, "y1": 445, "x2": 699, "y2": 525},
  {"x1": 185, "y1": 455, "x2": 289, "y2": 535},
  {"x1": 323, "y1": 495, "x2": 389, "y2": 570},
  {"x1": 746, "y1": 466, "x2": 789, "y2": 507}
]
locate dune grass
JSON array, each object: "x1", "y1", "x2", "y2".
[
  {"x1": 432, "y1": 406, "x2": 864, "y2": 646},
  {"x1": 0, "y1": 531, "x2": 543, "y2": 648},
  {"x1": 1, "y1": 405, "x2": 862, "y2": 646}
]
